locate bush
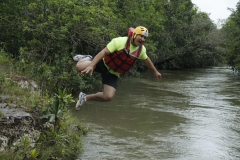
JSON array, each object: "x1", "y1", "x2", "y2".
[{"x1": 0, "y1": 55, "x2": 88, "y2": 159}]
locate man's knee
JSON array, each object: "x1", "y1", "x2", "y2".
[
  {"x1": 104, "y1": 94, "x2": 114, "y2": 101},
  {"x1": 76, "y1": 63, "x2": 83, "y2": 72},
  {"x1": 76, "y1": 60, "x2": 91, "y2": 72},
  {"x1": 76, "y1": 62, "x2": 87, "y2": 72},
  {"x1": 103, "y1": 85, "x2": 116, "y2": 101}
]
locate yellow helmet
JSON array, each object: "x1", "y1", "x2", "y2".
[{"x1": 132, "y1": 26, "x2": 148, "y2": 39}]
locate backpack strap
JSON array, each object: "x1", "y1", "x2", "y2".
[
  {"x1": 124, "y1": 36, "x2": 142, "y2": 58},
  {"x1": 124, "y1": 36, "x2": 131, "y2": 54}
]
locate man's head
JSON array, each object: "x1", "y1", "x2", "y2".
[
  {"x1": 132, "y1": 26, "x2": 148, "y2": 46},
  {"x1": 132, "y1": 26, "x2": 148, "y2": 38}
]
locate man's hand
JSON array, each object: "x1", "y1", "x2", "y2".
[
  {"x1": 154, "y1": 71, "x2": 162, "y2": 81},
  {"x1": 81, "y1": 47, "x2": 111, "y2": 76},
  {"x1": 144, "y1": 58, "x2": 162, "y2": 81},
  {"x1": 81, "y1": 66, "x2": 94, "y2": 76}
]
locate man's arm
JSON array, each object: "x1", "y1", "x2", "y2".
[
  {"x1": 144, "y1": 58, "x2": 162, "y2": 81},
  {"x1": 81, "y1": 47, "x2": 111, "y2": 75}
]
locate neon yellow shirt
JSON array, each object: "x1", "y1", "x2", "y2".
[{"x1": 103, "y1": 37, "x2": 148, "y2": 77}]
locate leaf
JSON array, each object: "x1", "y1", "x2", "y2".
[
  {"x1": 31, "y1": 148, "x2": 39, "y2": 159},
  {"x1": 49, "y1": 114, "x2": 55, "y2": 122}
]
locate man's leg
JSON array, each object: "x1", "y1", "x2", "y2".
[
  {"x1": 76, "y1": 57, "x2": 92, "y2": 72},
  {"x1": 86, "y1": 84, "x2": 116, "y2": 102},
  {"x1": 75, "y1": 59, "x2": 118, "y2": 110},
  {"x1": 75, "y1": 84, "x2": 116, "y2": 110}
]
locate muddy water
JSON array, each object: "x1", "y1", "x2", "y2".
[{"x1": 72, "y1": 67, "x2": 240, "y2": 160}]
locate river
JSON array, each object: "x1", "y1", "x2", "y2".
[{"x1": 71, "y1": 66, "x2": 240, "y2": 160}]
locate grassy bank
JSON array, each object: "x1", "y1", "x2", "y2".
[{"x1": 0, "y1": 51, "x2": 88, "y2": 160}]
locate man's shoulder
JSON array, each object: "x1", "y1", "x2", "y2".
[
  {"x1": 112, "y1": 36, "x2": 128, "y2": 42},
  {"x1": 107, "y1": 36, "x2": 127, "y2": 52},
  {"x1": 109, "y1": 36, "x2": 127, "y2": 47}
]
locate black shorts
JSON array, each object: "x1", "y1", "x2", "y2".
[{"x1": 95, "y1": 59, "x2": 118, "y2": 89}]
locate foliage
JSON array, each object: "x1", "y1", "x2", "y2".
[
  {"x1": 0, "y1": 74, "x2": 40, "y2": 108},
  {"x1": 0, "y1": 0, "x2": 232, "y2": 95},
  {"x1": 40, "y1": 88, "x2": 75, "y2": 132},
  {"x1": 0, "y1": 0, "x2": 25, "y2": 57},
  {"x1": 174, "y1": 12, "x2": 226, "y2": 68},
  {"x1": 1, "y1": 125, "x2": 85, "y2": 160},
  {"x1": 1, "y1": 0, "x2": 121, "y2": 94},
  {"x1": 221, "y1": 2, "x2": 240, "y2": 72},
  {"x1": 0, "y1": 49, "x2": 12, "y2": 64},
  {"x1": 0, "y1": 57, "x2": 87, "y2": 159},
  {"x1": 154, "y1": 1, "x2": 226, "y2": 69}
]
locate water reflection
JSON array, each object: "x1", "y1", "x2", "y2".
[{"x1": 73, "y1": 67, "x2": 240, "y2": 160}]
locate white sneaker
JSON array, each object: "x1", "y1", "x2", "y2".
[
  {"x1": 73, "y1": 55, "x2": 93, "y2": 61},
  {"x1": 75, "y1": 92, "x2": 87, "y2": 110}
]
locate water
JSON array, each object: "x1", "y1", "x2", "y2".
[{"x1": 71, "y1": 67, "x2": 240, "y2": 160}]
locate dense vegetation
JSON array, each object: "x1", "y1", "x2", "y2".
[
  {"x1": 0, "y1": 52, "x2": 88, "y2": 159},
  {"x1": 221, "y1": 3, "x2": 240, "y2": 73},
  {"x1": 0, "y1": 0, "x2": 239, "y2": 95}
]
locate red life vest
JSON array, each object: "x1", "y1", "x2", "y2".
[{"x1": 104, "y1": 28, "x2": 142, "y2": 74}]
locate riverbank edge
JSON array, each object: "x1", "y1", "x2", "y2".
[{"x1": 0, "y1": 58, "x2": 88, "y2": 159}]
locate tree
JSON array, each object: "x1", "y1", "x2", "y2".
[
  {"x1": 0, "y1": 0, "x2": 230, "y2": 95},
  {"x1": 153, "y1": 1, "x2": 225, "y2": 69},
  {"x1": 221, "y1": 2, "x2": 240, "y2": 72}
]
